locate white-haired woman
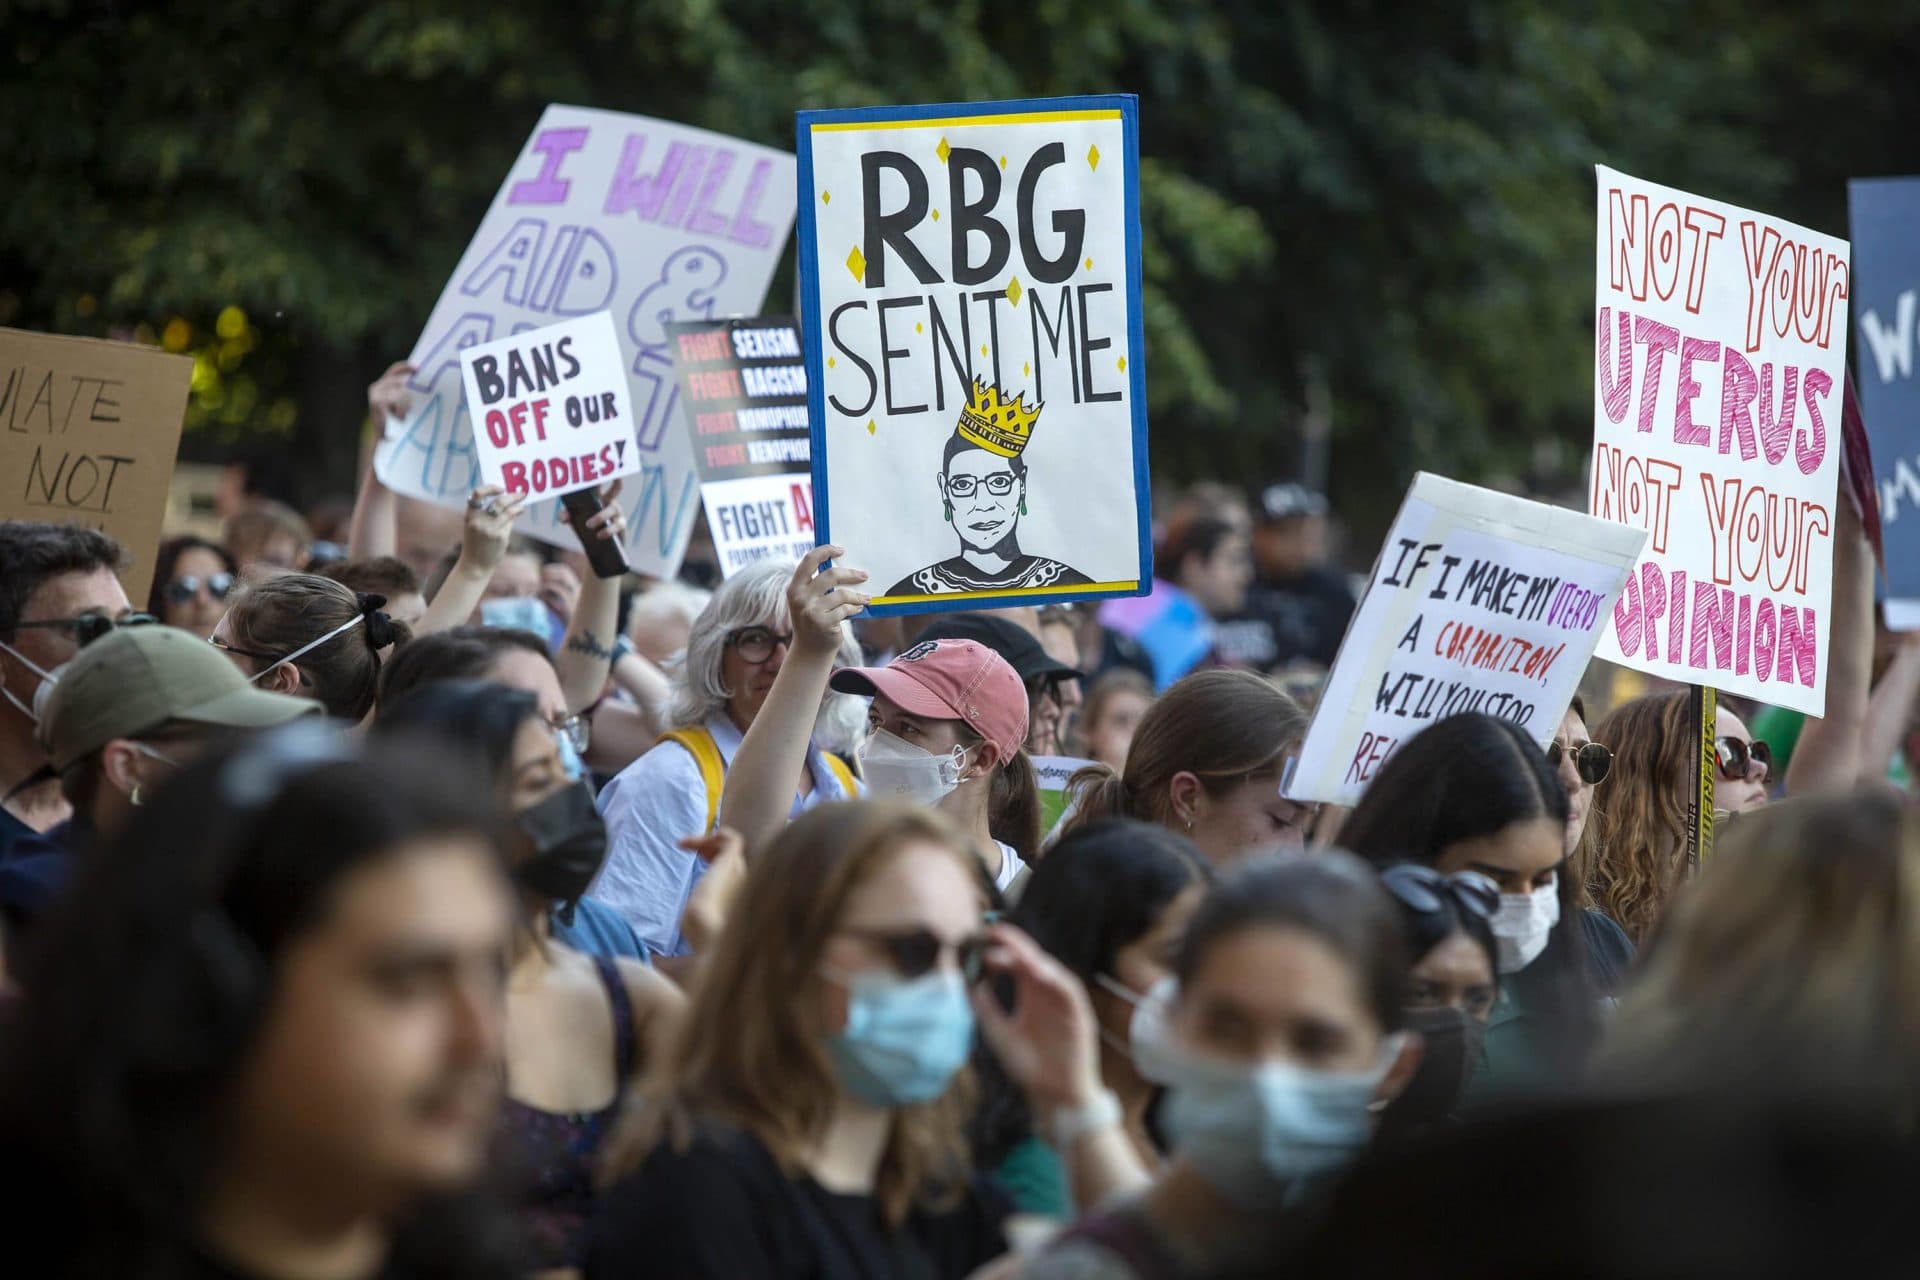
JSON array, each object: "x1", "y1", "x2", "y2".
[{"x1": 587, "y1": 558, "x2": 863, "y2": 970}]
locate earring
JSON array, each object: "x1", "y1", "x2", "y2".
[
  {"x1": 1019, "y1": 497, "x2": 1028, "y2": 516},
  {"x1": 944, "y1": 500, "x2": 953, "y2": 521},
  {"x1": 129, "y1": 783, "x2": 143, "y2": 808},
  {"x1": 1183, "y1": 815, "x2": 1193, "y2": 833}
]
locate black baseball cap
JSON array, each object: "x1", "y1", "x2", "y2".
[{"x1": 915, "y1": 613, "x2": 1084, "y2": 686}]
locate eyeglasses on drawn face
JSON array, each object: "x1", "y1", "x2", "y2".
[
  {"x1": 1546, "y1": 739, "x2": 1613, "y2": 786},
  {"x1": 839, "y1": 925, "x2": 991, "y2": 985},
  {"x1": 1381, "y1": 865, "x2": 1501, "y2": 922},
  {"x1": 945, "y1": 473, "x2": 1018, "y2": 499},
  {"x1": 12, "y1": 612, "x2": 157, "y2": 649},
  {"x1": 728, "y1": 626, "x2": 793, "y2": 665},
  {"x1": 165, "y1": 572, "x2": 235, "y2": 607},
  {"x1": 1714, "y1": 736, "x2": 1772, "y2": 783}
]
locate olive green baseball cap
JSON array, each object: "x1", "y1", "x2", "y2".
[{"x1": 37, "y1": 624, "x2": 317, "y2": 772}]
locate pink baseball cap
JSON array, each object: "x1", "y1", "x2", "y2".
[{"x1": 831, "y1": 638, "x2": 1029, "y2": 758}]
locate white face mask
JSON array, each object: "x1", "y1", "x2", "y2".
[
  {"x1": 858, "y1": 728, "x2": 969, "y2": 806},
  {"x1": 1490, "y1": 880, "x2": 1561, "y2": 974},
  {"x1": 0, "y1": 639, "x2": 62, "y2": 726},
  {"x1": 220, "y1": 611, "x2": 365, "y2": 688}
]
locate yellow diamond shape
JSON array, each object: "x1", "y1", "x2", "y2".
[
  {"x1": 932, "y1": 209, "x2": 940, "y2": 222},
  {"x1": 845, "y1": 244, "x2": 866, "y2": 283},
  {"x1": 915, "y1": 322, "x2": 924, "y2": 334},
  {"x1": 1023, "y1": 362, "x2": 1031, "y2": 376},
  {"x1": 1084, "y1": 256, "x2": 1093, "y2": 270},
  {"x1": 980, "y1": 344, "x2": 989, "y2": 357},
  {"x1": 1006, "y1": 276, "x2": 1023, "y2": 308},
  {"x1": 827, "y1": 356, "x2": 836, "y2": 369},
  {"x1": 1117, "y1": 357, "x2": 1127, "y2": 372},
  {"x1": 821, "y1": 191, "x2": 831, "y2": 204},
  {"x1": 936, "y1": 138, "x2": 950, "y2": 163},
  {"x1": 866, "y1": 419, "x2": 877, "y2": 436},
  {"x1": 1088, "y1": 144, "x2": 1101, "y2": 171},
  {"x1": 999, "y1": 155, "x2": 1008, "y2": 169}
]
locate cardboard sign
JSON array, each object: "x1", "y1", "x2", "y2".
[
  {"x1": 1287, "y1": 474, "x2": 1646, "y2": 807},
  {"x1": 796, "y1": 95, "x2": 1152, "y2": 616},
  {"x1": 459, "y1": 311, "x2": 635, "y2": 499},
  {"x1": 666, "y1": 316, "x2": 816, "y2": 577},
  {"x1": 374, "y1": 105, "x2": 797, "y2": 578},
  {"x1": 1848, "y1": 177, "x2": 1920, "y2": 620},
  {"x1": 1590, "y1": 167, "x2": 1850, "y2": 714},
  {"x1": 0, "y1": 327, "x2": 191, "y2": 602}
]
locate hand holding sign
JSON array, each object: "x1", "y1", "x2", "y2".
[
  {"x1": 788, "y1": 544, "x2": 871, "y2": 658},
  {"x1": 460, "y1": 310, "x2": 639, "y2": 501}
]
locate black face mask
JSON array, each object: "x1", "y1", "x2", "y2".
[
  {"x1": 513, "y1": 781, "x2": 607, "y2": 920},
  {"x1": 1384, "y1": 1006, "x2": 1486, "y2": 1131}
]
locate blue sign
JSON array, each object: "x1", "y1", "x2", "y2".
[{"x1": 1850, "y1": 177, "x2": 1920, "y2": 602}]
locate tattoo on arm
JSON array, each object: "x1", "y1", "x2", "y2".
[{"x1": 568, "y1": 631, "x2": 616, "y2": 661}]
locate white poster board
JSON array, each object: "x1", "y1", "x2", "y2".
[
  {"x1": 459, "y1": 311, "x2": 636, "y2": 498},
  {"x1": 1288, "y1": 474, "x2": 1646, "y2": 806},
  {"x1": 1590, "y1": 166, "x2": 1850, "y2": 714},
  {"x1": 375, "y1": 104, "x2": 797, "y2": 577}
]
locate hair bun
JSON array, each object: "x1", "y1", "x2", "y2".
[{"x1": 355, "y1": 592, "x2": 396, "y2": 649}]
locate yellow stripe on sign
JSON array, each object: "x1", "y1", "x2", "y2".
[
  {"x1": 872, "y1": 580, "x2": 1138, "y2": 606},
  {"x1": 811, "y1": 110, "x2": 1123, "y2": 133}
]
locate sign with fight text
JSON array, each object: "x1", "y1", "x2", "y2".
[
  {"x1": 374, "y1": 104, "x2": 797, "y2": 579},
  {"x1": 797, "y1": 95, "x2": 1151, "y2": 616},
  {"x1": 459, "y1": 311, "x2": 635, "y2": 499},
  {"x1": 666, "y1": 316, "x2": 815, "y2": 577},
  {"x1": 1847, "y1": 178, "x2": 1920, "y2": 619},
  {"x1": 1591, "y1": 166, "x2": 1850, "y2": 714},
  {"x1": 1287, "y1": 474, "x2": 1645, "y2": 807},
  {"x1": 0, "y1": 327, "x2": 191, "y2": 602}
]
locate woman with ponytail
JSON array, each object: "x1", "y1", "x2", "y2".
[
  {"x1": 212, "y1": 572, "x2": 412, "y2": 721},
  {"x1": 1061, "y1": 668, "x2": 1312, "y2": 869}
]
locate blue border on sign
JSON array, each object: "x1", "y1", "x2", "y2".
[{"x1": 795, "y1": 93, "x2": 1153, "y2": 618}]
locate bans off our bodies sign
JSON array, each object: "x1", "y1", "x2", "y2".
[
  {"x1": 797, "y1": 96, "x2": 1152, "y2": 616},
  {"x1": 1591, "y1": 166, "x2": 1850, "y2": 715}
]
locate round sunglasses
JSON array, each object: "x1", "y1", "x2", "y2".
[
  {"x1": 1381, "y1": 865, "x2": 1500, "y2": 921},
  {"x1": 1547, "y1": 739, "x2": 1613, "y2": 785},
  {"x1": 1714, "y1": 736, "x2": 1772, "y2": 783},
  {"x1": 165, "y1": 572, "x2": 235, "y2": 606},
  {"x1": 839, "y1": 925, "x2": 991, "y2": 985}
]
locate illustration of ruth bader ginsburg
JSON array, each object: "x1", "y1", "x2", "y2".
[{"x1": 885, "y1": 377, "x2": 1095, "y2": 599}]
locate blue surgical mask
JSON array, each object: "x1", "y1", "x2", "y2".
[
  {"x1": 480, "y1": 596, "x2": 557, "y2": 647},
  {"x1": 555, "y1": 731, "x2": 585, "y2": 782},
  {"x1": 824, "y1": 968, "x2": 974, "y2": 1106}
]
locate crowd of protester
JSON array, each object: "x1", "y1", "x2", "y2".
[{"x1": 0, "y1": 361, "x2": 1915, "y2": 1278}]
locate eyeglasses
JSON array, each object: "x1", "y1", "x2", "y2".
[
  {"x1": 208, "y1": 635, "x2": 284, "y2": 664},
  {"x1": 11, "y1": 612, "x2": 157, "y2": 648},
  {"x1": 728, "y1": 626, "x2": 793, "y2": 664},
  {"x1": 551, "y1": 713, "x2": 590, "y2": 754},
  {"x1": 165, "y1": 572, "x2": 235, "y2": 607},
  {"x1": 839, "y1": 926, "x2": 991, "y2": 985},
  {"x1": 1546, "y1": 740, "x2": 1613, "y2": 786},
  {"x1": 1714, "y1": 736, "x2": 1772, "y2": 783},
  {"x1": 945, "y1": 473, "x2": 1018, "y2": 498},
  {"x1": 1381, "y1": 865, "x2": 1501, "y2": 921}
]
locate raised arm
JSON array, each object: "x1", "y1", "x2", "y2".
[
  {"x1": 714, "y1": 546, "x2": 869, "y2": 857},
  {"x1": 1785, "y1": 491, "x2": 1874, "y2": 795},
  {"x1": 416, "y1": 486, "x2": 525, "y2": 635},
  {"x1": 347, "y1": 361, "x2": 412, "y2": 560}
]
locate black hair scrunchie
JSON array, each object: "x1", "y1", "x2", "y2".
[{"x1": 354, "y1": 591, "x2": 397, "y2": 650}]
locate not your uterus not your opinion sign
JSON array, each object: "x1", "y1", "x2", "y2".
[
  {"x1": 1591, "y1": 165, "x2": 1850, "y2": 715},
  {"x1": 1288, "y1": 474, "x2": 1645, "y2": 807}
]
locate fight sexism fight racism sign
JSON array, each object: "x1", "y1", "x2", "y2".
[
  {"x1": 375, "y1": 105, "x2": 797, "y2": 578},
  {"x1": 797, "y1": 95, "x2": 1152, "y2": 616},
  {"x1": 1591, "y1": 166, "x2": 1850, "y2": 714},
  {"x1": 459, "y1": 311, "x2": 635, "y2": 499},
  {"x1": 1287, "y1": 474, "x2": 1645, "y2": 807}
]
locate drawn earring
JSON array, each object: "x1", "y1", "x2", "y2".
[
  {"x1": 1019, "y1": 496, "x2": 1028, "y2": 516},
  {"x1": 944, "y1": 500, "x2": 953, "y2": 521}
]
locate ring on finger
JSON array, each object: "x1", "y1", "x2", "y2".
[
  {"x1": 483, "y1": 500, "x2": 502, "y2": 516},
  {"x1": 467, "y1": 495, "x2": 486, "y2": 510}
]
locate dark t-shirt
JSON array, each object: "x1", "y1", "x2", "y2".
[
  {"x1": 586, "y1": 1122, "x2": 1010, "y2": 1280},
  {"x1": 1216, "y1": 568, "x2": 1356, "y2": 671}
]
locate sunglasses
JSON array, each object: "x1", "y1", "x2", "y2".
[
  {"x1": 840, "y1": 926, "x2": 991, "y2": 985},
  {"x1": 165, "y1": 572, "x2": 235, "y2": 606},
  {"x1": 1546, "y1": 740, "x2": 1614, "y2": 785},
  {"x1": 1714, "y1": 736, "x2": 1772, "y2": 783},
  {"x1": 729, "y1": 626, "x2": 793, "y2": 664},
  {"x1": 12, "y1": 612, "x2": 157, "y2": 648},
  {"x1": 1381, "y1": 865, "x2": 1501, "y2": 921}
]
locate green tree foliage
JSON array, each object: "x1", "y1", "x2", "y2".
[{"x1": 4, "y1": 0, "x2": 1917, "y2": 528}]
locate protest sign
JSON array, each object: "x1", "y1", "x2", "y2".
[
  {"x1": 1848, "y1": 177, "x2": 1920, "y2": 621},
  {"x1": 458, "y1": 311, "x2": 635, "y2": 499},
  {"x1": 796, "y1": 95, "x2": 1152, "y2": 616},
  {"x1": 1030, "y1": 754, "x2": 1093, "y2": 836},
  {"x1": 0, "y1": 327, "x2": 191, "y2": 601},
  {"x1": 665, "y1": 316, "x2": 815, "y2": 577},
  {"x1": 1287, "y1": 474, "x2": 1646, "y2": 807},
  {"x1": 375, "y1": 105, "x2": 797, "y2": 578},
  {"x1": 1590, "y1": 166, "x2": 1850, "y2": 714}
]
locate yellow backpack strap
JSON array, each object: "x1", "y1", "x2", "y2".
[
  {"x1": 658, "y1": 727, "x2": 725, "y2": 834},
  {"x1": 822, "y1": 751, "x2": 857, "y2": 799}
]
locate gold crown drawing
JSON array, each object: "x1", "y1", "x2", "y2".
[{"x1": 956, "y1": 378, "x2": 1042, "y2": 458}]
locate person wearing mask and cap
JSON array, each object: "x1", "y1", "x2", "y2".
[
  {"x1": 1216, "y1": 483, "x2": 1355, "y2": 674},
  {"x1": 719, "y1": 548, "x2": 1043, "y2": 895},
  {"x1": 916, "y1": 612, "x2": 1086, "y2": 757},
  {"x1": 0, "y1": 624, "x2": 315, "y2": 966}
]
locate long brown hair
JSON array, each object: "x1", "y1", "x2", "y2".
[
  {"x1": 605, "y1": 801, "x2": 984, "y2": 1225},
  {"x1": 1063, "y1": 668, "x2": 1307, "y2": 835},
  {"x1": 1596, "y1": 788, "x2": 1920, "y2": 1115},
  {"x1": 225, "y1": 573, "x2": 411, "y2": 721},
  {"x1": 1580, "y1": 691, "x2": 1693, "y2": 942}
]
